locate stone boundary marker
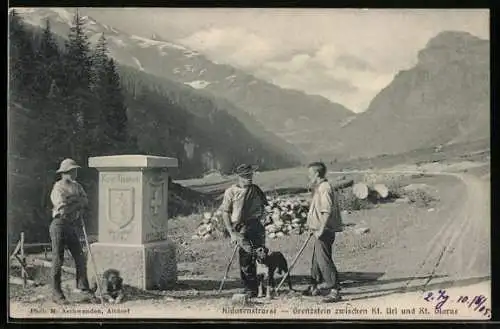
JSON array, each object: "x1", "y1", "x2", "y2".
[{"x1": 88, "y1": 155, "x2": 178, "y2": 290}]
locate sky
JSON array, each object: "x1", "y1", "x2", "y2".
[{"x1": 82, "y1": 8, "x2": 489, "y2": 113}]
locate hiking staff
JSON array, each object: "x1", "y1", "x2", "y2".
[
  {"x1": 80, "y1": 216, "x2": 104, "y2": 304},
  {"x1": 218, "y1": 243, "x2": 239, "y2": 294},
  {"x1": 276, "y1": 232, "x2": 314, "y2": 292}
]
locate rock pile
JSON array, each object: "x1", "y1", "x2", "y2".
[
  {"x1": 191, "y1": 210, "x2": 226, "y2": 241},
  {"x1": 262, "y1": 196, "x2": 309, "y2": 239},
  {"x1": 190, "y1": 177, "x2": 428, "y2": 240},
  {"x1": 191, "y1": 195, "x2": 311, "y2": 240}
]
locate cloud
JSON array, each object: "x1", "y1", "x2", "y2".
[
  {"x1": 159, "y1": 9, "x2": 489, "y2": 112},
  {"x1": 179, "y1": 27, "x2": 286, "y2": 68},
  {"x1": 335, "y1": 54, "x2": 375, "y2": 71},
  {"x1": 180, "y1": 27, "x2": 397, "y2": 112},
  {"x1": 255, "y1": 44, "x2": 394, "y2": 112},
  {"x1": 178, "y1": 26, "x2": 405, "y2": 112},
  {"x1": 314, "y1": 44, "x2": 337, "y2": 69}
]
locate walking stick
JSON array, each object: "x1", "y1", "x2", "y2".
[
  {"x1": 276, "y1": 232, "x2": 314, "y2": 292},
  {"x1": 218, "y1": 243, "x2": 239, "y2": 294},
  {"x1": 80, "y1": 217, "x2": 104, "y2": 304}
]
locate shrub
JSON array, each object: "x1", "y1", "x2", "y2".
[
  {"x1": 386, "y1": 181, "x2": 405, "y2": 199},
  {"x1": 338, "y1": 188, "x2": 372, "y2": 211},
  {"x1": 405, "y1": 189, "x2": 437, "y2": 208}
]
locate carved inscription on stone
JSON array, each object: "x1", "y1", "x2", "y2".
[
  {"x1": 108, "y1": 229, "x2": 134, "y2": 242},
  {"x1": 148, "y1": 181, "x2": 166, "y2": 230},
  {"x1": 101, "y1": 174, "x2": 140, "y2": 184},
  {"x1": 108, "y1": 187, "x2": 135, "y2": 231},
  {"x1": 145, "y1": 231, "x2": 168, "y2": 243}
]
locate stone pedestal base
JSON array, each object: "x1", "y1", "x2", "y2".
[{"x1": 87, "y1": 241, "x2": 177, "y2": 290}]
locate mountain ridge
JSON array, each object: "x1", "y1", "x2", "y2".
[
  {"x1": 14, "y1": 7, "x2": 354, "y2": 157},
  {"x1": 14, "y1": 8, "x2": 489, "y2": 163},
  {"x1": 116, "y1": 63, "x2": 305, "y2": 163},
  {"x1": 316, "y1": 30, "x2": 490, "y2": 160}
]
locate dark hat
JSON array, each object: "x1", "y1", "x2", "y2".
[{"x1": 234, "y1": 164, "x2": 258, "y2": 176}]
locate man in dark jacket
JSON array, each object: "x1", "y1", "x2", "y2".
[{"x1": 221, "y1": 164, "x2": 268, "y2": 298}]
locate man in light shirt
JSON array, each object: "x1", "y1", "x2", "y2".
[
  {"x1": 49, "y1": 158, "x2": 93, "y2": 304},
  {"x1": 221, "y1": 164, "x2": 267, "y2": 298},
  {"x1": 303, "y1": 162, "x2": 343, "y2": 302}
]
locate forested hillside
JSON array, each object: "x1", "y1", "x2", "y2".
[
  {"x1": 116, "y1": 64, "x2": 304, "y2": 174},
  {"x1": 8, "y1": 10, "x2": 297, "y2": 243},
  {"x1": 15, "y1": 7, "x2": 354, "y2": 158}
]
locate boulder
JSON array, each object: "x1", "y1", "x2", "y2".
[
  {"x1": 231, "y1": 293, "x2": 249, "y2": 306},
  {"x1": 353, "y1": 182, "x2": 369, "y2": 200},
  {"x1": 373, "y1": 184, "x2": 389, "y2": 199}
]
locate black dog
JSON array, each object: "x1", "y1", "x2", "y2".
[
  {"x1": 254, "y1": 246, "x2": 294, "y2": 298},
  {"x1": 91, "y1": 269, "x2": 125, "y2": 304}
]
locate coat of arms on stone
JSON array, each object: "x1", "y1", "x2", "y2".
[
  {"x1": 149, "y1": 180, "x2": 166, "y2": 229},
  {"x1": 108, "y1": 188, "x2": 135, "y2": 229}
]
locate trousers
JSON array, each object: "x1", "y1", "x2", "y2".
[
  {"x1": 238, "y1": 223, "x2": 265, "y2": 292},
  {"x1": 310, "y1": 230, "x2": 340, "y2": 290},
  {"x1": 49, "y1": 219, "x2": 90, "y2": 296}
]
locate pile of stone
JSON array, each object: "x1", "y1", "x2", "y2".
[
  {"x1": 192, "y1": 210, "x2": 226, "y2": 241},
  {"x1": 191, "y1": 195, "x2": 311, "y2": 240},
  {"x1": 262, "y1": 196, "x2": 309, "y2": 239}
]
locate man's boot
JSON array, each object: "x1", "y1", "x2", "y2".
[
  {"x1": 322, "y1": 287, "x2": 342, "y2": 303},
  {"x1": 52, "y1": 291, "x2": 69, "y2": 305},
  {"x1": 302, "y1": 284, "x2": 321, "y2": 296},
  {"x1": 73, "y1": 289, "x2": 96, "y2": 303}
]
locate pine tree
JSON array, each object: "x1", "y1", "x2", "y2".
[
  {"x1": 9, "y1": 10, "x2": 53, "y2": 242},
  {"x1": 35, "y1": 19, "x2": 61, "y2": 97},
  {"x1": 64, "y1": 9, "x2": 92, "y2": 89},
  {"x1": 9, "y1": 9, "x2": 37, "y2": 103},
  {"x1": 62, "y1": 8, "x2": 94, "y2": 161},
  {"x1": 91, "y1": 33, "x2": 108, "y2": 91},
  {"x1": 34, "y1": 19, "x2": 74, "y2": 163},
  {"x1": 104, "y1": 57, "x2": 129, "y2": 147},
  {"x1": 90, "y1": 35, "x2": 129, "y2": 154},
  {"x1": 8, "y1": 9, "x2": 42, "y2": 159},
  {"x1": 86, "y1": 33, "x2": 109, "y2": 152}
]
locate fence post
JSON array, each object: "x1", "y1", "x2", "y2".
[{"x1": 20, "y1": 232, "x2": 27, "y2": 288}]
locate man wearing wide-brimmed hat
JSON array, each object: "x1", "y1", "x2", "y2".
[
  {"x1": 49, "y1": 158, "x2": 93, "y2": 304},
  {"x1": 220, "y1": 164, "x2": 268, "y2": 298}
]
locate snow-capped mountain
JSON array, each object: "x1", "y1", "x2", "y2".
[{"x1": 14, "y1": 7, "x2": 353, "y2": 158}]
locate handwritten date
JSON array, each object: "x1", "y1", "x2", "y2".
[{"x1": 423, "y1": 289, "x2": 490, "y2": 317}]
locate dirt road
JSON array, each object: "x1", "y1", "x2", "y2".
[
  {"x1": 406, "y1": 172, "x2": 490, "y2": 282},
  {"x1": 323, "y1": 168, "x2": 490, "y2": 297}
]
